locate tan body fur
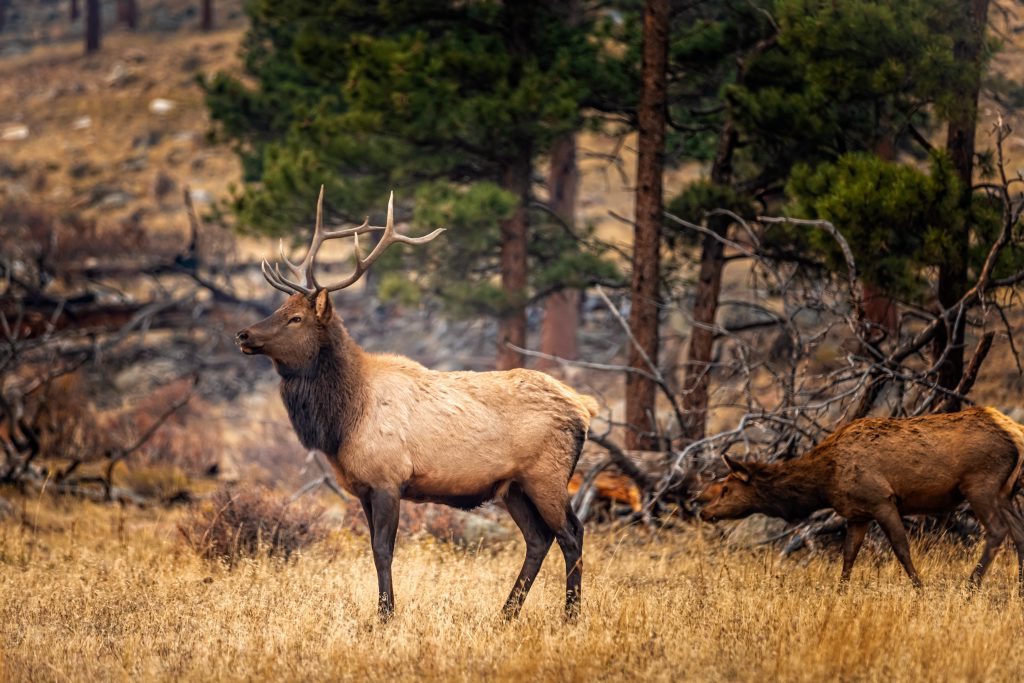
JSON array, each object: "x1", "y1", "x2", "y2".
[
  {"x1": 335, "y1": 351, "x2": 597, "y2": 524},
  {"x1": 696, "y1": 408, "x2": 1024, "y2": 591}
]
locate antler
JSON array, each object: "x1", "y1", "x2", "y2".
[{"x1": 261, "y1": 186, "x2": 445, "y2": 296}]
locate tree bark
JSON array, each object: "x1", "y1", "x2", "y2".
[
  {"x1": 71, "y1": 0, "x2": 80, "y2": 23},
  {"x1": 626, "y1": 0, "x2": 669, "y2": 451},
  {"x1": 0, "y1": 0, "x2": 7, "y2": 34},
  {"x1": 85, "y1": 0, "x2": 101, "y2": 53},
  {"x1": 201, "y1": 0, "x2": 213, "y2": 31},
  {"x1": 538, "y1": 133, "x2": 580, "y2": 372},
  {"x1": 936, "y1": 0, "x2": 989, "y2": 412},
  {"x1": 496, "y1": 151, "x2": 532, "y2": 370},
  {"x1": 678, "y1": 120, "x2": 737, "y2": 443}
]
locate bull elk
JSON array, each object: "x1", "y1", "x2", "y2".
[
  {"x1": 235, "y1": 189, "x2": 598, "y2": 620},
  {"x1": 695, "y1": 408, "x2": 1024, "y2": 593}
]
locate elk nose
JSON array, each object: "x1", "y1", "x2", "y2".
[{"x1": 236, "y1": 330, "x2": 250, "y2": 343}]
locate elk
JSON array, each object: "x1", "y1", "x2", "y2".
[
  {"x1": 235, "y1": 189, "x2": 598, "y2": 620},
  {"x1": 694, "y1": 408, "x2": 1024, "y2": 593}
]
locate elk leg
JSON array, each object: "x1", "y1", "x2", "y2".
[
  {"x1": 522, "y1": 479, "x2": 584, "y2": 621},
  {"x1": 840, "y1": 520, "x2": 870, "y2": 586},
  {"x1": 369, "y1": 488, "x2": 400, "y2": 621},
  {"x1": 873, "y1": 504, "x2": 923, "y2": 589},
  {"x1": 554, "y1": 504, "x2": 585, "y2": 621},
  {"x1": 963, "y1": 491, "x2": 1008, "y2": 588},
  {"x1": 501, "y1": 483, "x2": 554, "y2": 619},
  {"x1": 359, "y1": 494, "x2": 376, "y2": 545},
  {"x1": 998, "y1": 500, "x2": 1024, "y2": 597}
]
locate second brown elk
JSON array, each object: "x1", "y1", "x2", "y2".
[
  {"x1": 236, "y1": 189, "x2": 598, "y2": 620},
  {"x1": 695, "y1": 408, "x2": 1024, "y2": 593}
]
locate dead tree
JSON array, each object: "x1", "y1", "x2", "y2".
[
  {"x1": 645, "y1": 119, "x2": 1024, "y2": 546},
  {"x1": 0, "y1": 194, "x2": 271, "y2": 502}
]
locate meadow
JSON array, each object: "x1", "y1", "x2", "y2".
[{"x1": 1, "y1": 496, "x2": 1023, "y2": 682}]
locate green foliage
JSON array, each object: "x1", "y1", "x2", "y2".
[
  {"x1": 730, "y1": 0, "x2": 966, "y2": 184},
  {"x1": 204, "y1": 0, "x2": 615, "y2": 314},
  {"x1": 664, "y1": 181, "x2": 755, "y2": 250},
  {"x1": 784, "y1": 152, "x2": 962, "y2": 300},
  {"x1": 663, "y1": 1, "x2": 778, "y2": 164},
  {"x1": 410, "y1": 181, "x2": 513, "y2": 316}
]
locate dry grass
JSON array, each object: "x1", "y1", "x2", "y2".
[
  {"x1": 1, "y1": 496, "x2": 1023, "y2": 682},
  {"x1": 179, "y1": 486, "x2": 326, "y2": 565}
]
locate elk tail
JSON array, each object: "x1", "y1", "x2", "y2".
[{"x1": 986, "y1": 408, "x2": 1024, "y2": 498}]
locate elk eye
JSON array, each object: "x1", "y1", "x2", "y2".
[
  {"x1": 289, "y1": 316, "x2": 302, "y2": 324},
  {"x1": 722, "y1": 485, "x2": 730, "y2": 494}
]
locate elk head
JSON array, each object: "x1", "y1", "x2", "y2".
[
  {"x1": 693, "y1": 454, "x2": 763, "y2": 521},
  {"x1": 235, "y1": 187, "x2": 444, "y2": 372}
]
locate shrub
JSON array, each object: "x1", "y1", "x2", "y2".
[{"x1": 179, "y1": 487, "x2": 326, "y2": 566}]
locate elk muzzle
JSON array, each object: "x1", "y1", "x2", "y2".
[{"x1": 235, "y1": 328, "x2": 264, "y2": 355}]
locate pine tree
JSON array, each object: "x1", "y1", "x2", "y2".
[
  {"x1": 203, "y1": 0, "x2": 617, "y2": 368},
  {"x1": 666, "y1": 0, "x2": 974, "y2": 439}
]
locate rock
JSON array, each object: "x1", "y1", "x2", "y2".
[
  {"x1": 1, "y1": 124, "x2": 29, "y2": 141},
  {"x1": 404, "y1": 503, "x2": 515, "y2": 547},
  {"x1": 723, "y1": 513, "x2": 789, "y2": 547},
  {"x1": 71, "y1": 116, "x2": 92, "y2": 131},
  {"x1": 148, "y1": 98, "x2": 176, "y2": 116},
  {"x1": 99, "y1": 192, "x2": 135, "y2": 209},
  {"x1": 189, "y1": 188, "x2": 213, "y2": 203},
  {"x1": 1004, "y1": 406, "x2": 1024, "y2": 423},
  {"x1": 89, "y1": 184, "x2": 135, "y2": 208},
  {"x1": 105, "y1": 63, "x2": 140, "y2": 88}
]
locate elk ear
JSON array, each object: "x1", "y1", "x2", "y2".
[
  {"x1": 314, "y1": 289, "x2": 333, "y2": 322},
  {"x1": 722, "y1": 454, "x2": 751, "y2": 483}
]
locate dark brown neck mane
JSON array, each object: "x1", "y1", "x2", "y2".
[
  {"x1": 277, "y1": 318, "x2": 366, "y2": 458},
  {"x1": 753, "y1": 456, "x2": 833, "y2": 522}
]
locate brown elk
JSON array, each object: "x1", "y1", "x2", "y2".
[
  {"x1": 695, "y1": 408, "x2": 1024, "y2": 593},
  {"x1": 235, "y1": 189, "x2": 598, "y2": 620}
]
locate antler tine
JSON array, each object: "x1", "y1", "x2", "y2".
[
  {"x1": 278, "y1": 240, "x2": 302, "y2": 277},
  {"x1": 301, "y1": 185, "x2": 328, "y2": 290},
  {"x1": 263, "y1": 189, "x2": 444, "y2": 296},
  {"x1": 261, "y1": 258, "x2": 310, "y2": 295},
  {"x1": 322, "y1": 191, "x2": 445, "y2": 293}
]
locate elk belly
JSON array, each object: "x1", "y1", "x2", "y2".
[{"x1": 402, "y1": 475, "x2": 509, "y2": 510}]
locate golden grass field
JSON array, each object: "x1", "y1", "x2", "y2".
[{"x1": 2, "y1": 496, "x2": 1023, "y2": 682}]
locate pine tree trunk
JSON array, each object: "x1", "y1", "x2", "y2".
[
  {"x1": 496, "y1": 151, "x2": 532, "y2": 370},
  {"x1": 936, "y1": 0, "x2": 989, "y2": 412},
  {"x1": 678, "y1": 120, "x2": 737, "y2": 443},
  {"x1": 538, "y1": 133, "x2": 580, "y2": 372},
  {"x1": 201, "y1": 0, "x2": 213, "y2": 31},
  {"x1": 626, "y1": 0, "x2": 669, "y2": 451},
  {"x1": 85, "y1": 0, "x2": 101, "y2": 53},
  {"x1": 71, "y1": 0, "x2": 80, "y2": 22},
  {"x1": 0, "y1": 0, "x2": 7, "y2": 34}
]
